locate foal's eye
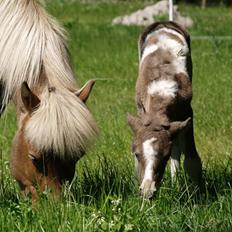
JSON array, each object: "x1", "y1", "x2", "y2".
[{"x1": 134, "y1": 152, "x2": 140, "y2": 160}]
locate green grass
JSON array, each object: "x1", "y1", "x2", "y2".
[{"x1": 1, "y1": 0, "x2": 232, "y2": 231}]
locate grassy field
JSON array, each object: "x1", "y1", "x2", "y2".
[{"x1": 1, "y1": 0, "x2": 232, "y2": 231}]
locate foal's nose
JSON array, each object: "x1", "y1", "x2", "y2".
[
  {"x1": 140, "y1": 188, "x2": 154, "y2": 199},
  {"x1": 140, "y1": 180, "x2": 157, "y2": 199}
]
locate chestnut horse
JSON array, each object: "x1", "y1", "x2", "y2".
[
  {"x1": 0, "y1": 0, "x2": 98, "y2": 202},
  {"x1": 128, "y1": 21, "x2": 202, "y2": 198}
]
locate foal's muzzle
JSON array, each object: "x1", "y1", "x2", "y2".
[{"x1": 140, "y1": 179, "x2": 157, "y2": 199}]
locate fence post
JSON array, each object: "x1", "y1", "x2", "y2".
[
  {"x1": 169, "y1": 0, "x2": 173, "y2": 21},
  {"x1": 202, "y1": 0, "x2": 207, "y2": 8}
]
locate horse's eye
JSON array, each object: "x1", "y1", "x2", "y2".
[{"x1": 29, "y1": 153, "x2": 36, "y2": 160}]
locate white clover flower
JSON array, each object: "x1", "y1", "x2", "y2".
[
  {"x1": 109, "y1": 220, "x2": 115, "y2": 228},
  {"x1": 111, "y1": 198, "x2": 121, "y2": 206},
  {"x1": 125, "y1": 224, "x2": 134, "y2": 231}
]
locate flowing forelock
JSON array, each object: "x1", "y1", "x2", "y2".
[{"x1": 24, "y1": 88, "x2": 98, "y2": 159}]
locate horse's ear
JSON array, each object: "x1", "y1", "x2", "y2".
[
  {"x1": 127, "y1": 114, "x2": 142, "y2": 133},
  {"x1": 75, "y1": 80, "x2": 95, "y2": 103},
  {"x1": 21, "y1": 82, "x2": 40, "y2": 113},
  {"x1": 169, "y1": 117, "x2": 191, "y2": 136}
]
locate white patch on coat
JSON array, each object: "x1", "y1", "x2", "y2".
[
  {"x1": 141, "y1": 137, "x2": 157, "y2": 186},
  {"x1": 140, "y1": 27, "x2": 189, "y2": 74},
  {"x1": 147, "y1": 79, "x2": 178, "y2": 98},
  {"x1": 140, "y1": 44, "x2": 158, "y2": 64},
  {"x1": 146, "y1": 28, "x2": 186, "y2": 46}
]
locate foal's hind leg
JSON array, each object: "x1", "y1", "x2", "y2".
[{"x1": 182, "y1": 125, "x2": 202, "y2": 184}]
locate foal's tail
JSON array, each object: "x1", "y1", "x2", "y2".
[{"x1": 0, "y1": 0, "x2": 76, "y2": 112}]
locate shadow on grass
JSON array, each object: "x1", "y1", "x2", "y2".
[
  {"x1": 0, "y1": 178, "x2": 21, "y2": 209},
  {"x1": 202, "y1": 158, "x2": 232, "y2": 198},
  {"x1": 0, "y1": 154, "x2": 20, "y2": 206},
  {"x1": 2, "y1": 154, "x2": 232, "y2": 207},
  {"x1": 162, "y1": 156, "x2": 232, "y2": 205},
  {"x1": 68, "y1": 155, "x2": 232, "y2": 206},
  {"x1": 68, "y1": 154, "x2": 138, "y2": 205}
]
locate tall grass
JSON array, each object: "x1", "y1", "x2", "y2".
[{"x1": 1, "y1": 1, "x2": 232, "y2": 231}]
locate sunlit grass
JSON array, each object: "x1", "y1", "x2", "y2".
[{"x1": 1, "y1": 1, "x2": 232, "y2": 231}]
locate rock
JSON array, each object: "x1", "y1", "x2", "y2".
[{"x1": 112, "y1": 0, "x2": 193, "y2": 28}]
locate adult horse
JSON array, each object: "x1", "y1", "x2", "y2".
[{"x1": 0, "y1": 0, "x2": 98, "y2": 202}]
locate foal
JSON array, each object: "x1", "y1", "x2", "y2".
[
  {"x1": 0, "y1": 0, "x2": 98, "y2": 202},
  {"x1": 128, "y1": 21, "x2": 202, "y2": 198}
]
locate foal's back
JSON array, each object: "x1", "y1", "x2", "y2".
[{"x1": 136, "y1": 22, "x2": 193, "y2": 115}]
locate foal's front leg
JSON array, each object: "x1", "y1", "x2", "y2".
[
  {"x1": 170, "y1": 137, "x2": 181, "y2": 181},
  {"x1": 183, "y1": 124, "x2": 202, "y2": 184}
]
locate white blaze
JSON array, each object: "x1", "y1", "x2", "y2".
[{"x1": 141, "y1": 137, "x2": 157, "y2": 188}]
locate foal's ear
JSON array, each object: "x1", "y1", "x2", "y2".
[
  {"x1": 75, "y1": 80, "x2": 95, "y2": 103},
  {"x1": 169, "y1": 117, "x2": 191, "y2": 136},
  {"x1": 21, "y1": 82, "x2": 40, "y2": 113},
  {"x1": 127, "y1": 114, "x2": 142, "y2": 133}
]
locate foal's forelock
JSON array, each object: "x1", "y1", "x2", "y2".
[{"x1": 24, "y1": 88, "x2": 98, "y2": 159}]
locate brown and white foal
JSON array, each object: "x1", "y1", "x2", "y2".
[{"x1": 128, "y1": 22, "x2": 202, "y2": 198}]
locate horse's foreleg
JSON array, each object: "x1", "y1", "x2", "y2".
[{"x1": 20, "y1": 182, "x2": 38, "y2": 203}]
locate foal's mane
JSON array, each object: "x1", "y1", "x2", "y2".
[{"x1": 0, "y1": 0, "x2": 98, "y2": 158}]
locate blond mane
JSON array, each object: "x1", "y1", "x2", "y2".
[
  {"x1": 0, "y1": 0, "x2": 76, "y2": 104},
  {"x1": 0, "y1": 0, "x2": 98, "y2": 158},
  {"x1": 25, "y1": 88, "x2": 98, "y2": 159}
]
